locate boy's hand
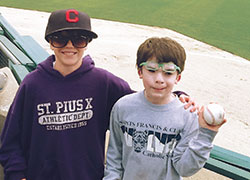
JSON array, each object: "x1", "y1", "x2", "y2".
[
  {"x1": 198, "y1": 106, "x2": 226, "y2": 132},
  {"x1": 179, "y1": 94, "x2": 199, "y2": 112}
]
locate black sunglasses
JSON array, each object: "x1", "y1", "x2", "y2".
[{"x1": 49, "y1": 34, "x2": 89, "y2": 48}]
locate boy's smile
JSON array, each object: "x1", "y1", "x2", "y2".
[{"x1": 61, "y1": 49, "x2": 78, "y2": 56}]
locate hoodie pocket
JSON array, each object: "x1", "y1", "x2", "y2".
[
  {"x1": 35, "y1": 159, "x2": 61, "y2": 180},
  {"x1": 57, "y1": 155, "x2": 104, "y2": 180},
  {"x1": 35, "y1": 155, "x2": 104, "y2": 180}
]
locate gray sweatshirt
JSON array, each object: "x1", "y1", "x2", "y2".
[{"x1": 104, "y1": 91, "x2": 217, "y2": 180}]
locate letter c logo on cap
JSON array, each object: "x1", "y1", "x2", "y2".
[{"x1": 66, "y1": 9, "x2": 79, "y2": 23}]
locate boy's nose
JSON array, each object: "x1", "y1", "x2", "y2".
[
  {"x1": 65, "y1": 40, "x2": 74, "y2": 47},
  {"x1": 155, "y1": 72, "x2": 164, "y2": 84}
]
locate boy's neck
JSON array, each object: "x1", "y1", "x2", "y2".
[
  {"x1": 144, "y1": 91, "x2": 176, "y2": 105},
  {"x1": 53, "y1": 60, "x2": 82, "y2": 77}
]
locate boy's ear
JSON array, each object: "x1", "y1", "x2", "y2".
[
  {"x1": 138, "y1": 69, "x2": 143, "y2": 79},
  {"x1": 50, "y1": 43, "x2": 55, "y2": 51},
  {"x1": 175, "y1": 74, "x2": 181, "y2": 84}
]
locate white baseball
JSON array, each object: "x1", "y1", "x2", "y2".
[{"x1": 203, "y1": 104, "x2": 225, "y2": 125}]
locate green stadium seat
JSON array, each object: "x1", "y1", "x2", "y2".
[
  {"x1": 0, "y1": 34, "x2": 36, "y2": 71},
  {"x1": 19, "y1": 35, "x2": 49, "y2": 65},
  {"x1": 205, "y1": 145, "x2": 250, "y2": 179},
  {"x1": 205, "y1": 158, "x2": 250, "y2": 180},
  {"x1": 8, "y1": 62, "x2": 30, "y2": 84},
  {"x1": 0, "y1": 13, "x2": 49, "y2": 66}
]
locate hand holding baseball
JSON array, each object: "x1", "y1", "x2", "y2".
[{"x1": 198, "y1": 104, "x2": 227, "y2": 132}]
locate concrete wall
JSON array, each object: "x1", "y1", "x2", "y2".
[{"x1": 0, "y1": 67, "x2": 19, "y2": 179}]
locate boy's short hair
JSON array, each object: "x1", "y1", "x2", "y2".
[
  {"x1": 45, "y1": 9, "x2": 98, "y2": 42},
  {"x1": 136, "y1": 37, "x2": 186, "y2": 72}
]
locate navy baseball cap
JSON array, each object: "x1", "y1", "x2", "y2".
[{"x1": 45, "y1": 9, "x2": 98, "y2": 41}]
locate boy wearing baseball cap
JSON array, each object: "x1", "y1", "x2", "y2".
[
  {"x1": 104, "y1": 37, "x2": 226, "y2": 180},
  {"x1": 0, "y1": 10, "x2": 197, "y2": 180},
  {"x1": 0, "y1": 9, "x2": 132, "y2": 180}
]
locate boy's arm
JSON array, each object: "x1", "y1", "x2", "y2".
[
  {"x1": 0, "y1": 87, "x2": 27, "y2": 180},
  {"x1": 104, "y1": 106, "x2": 123, "y2": 180},
  {"x1": 171, "y1": 113, "x2": 217, "y2": 177}
]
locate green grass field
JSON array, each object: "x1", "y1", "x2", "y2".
[{"x1": 1, "y1": 0, "x2": 249, "y2": 60}]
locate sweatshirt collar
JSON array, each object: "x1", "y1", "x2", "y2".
[{"x1": 37, "y1": 54, "x2": 94, "y2": 79}]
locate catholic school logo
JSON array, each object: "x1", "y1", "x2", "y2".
[
  {"x1": 121, "y1": 125, "x2": 181, "y2": 158},
  {"x1": 132, "y1": 131, "x2": 148, "y2": 153}
]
